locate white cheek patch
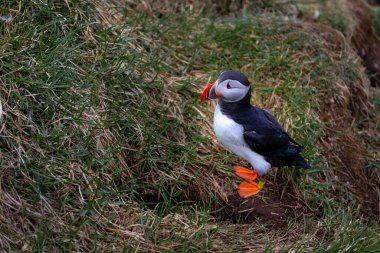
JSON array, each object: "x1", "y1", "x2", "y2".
[{"x1": 217, "y1": 80, "x2": 250, "y2": 102}]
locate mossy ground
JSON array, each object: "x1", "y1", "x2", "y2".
[{"x1": 0, "y1": 0, "x2": 379, "y2": 252}]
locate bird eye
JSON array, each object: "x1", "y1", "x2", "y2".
[{"x1": 227, "y1": 82, "x2": 231, "y2": 89}]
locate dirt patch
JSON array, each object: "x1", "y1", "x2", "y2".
[
  {"x1": 219, "y1": 174, "x2": 309, "y2": 229},
  {"x1": 320, "y1": 106, "x2": 379, "y2": 217},
  {"x1": 319, "y1": 79, "x2": 380, "y2": 217},
  {"x1": 348, "y1": 0, "x2": 380, "y2": 87},
  {"x1": 367, "y1": 0, "x2": 380, "y2": 6}
]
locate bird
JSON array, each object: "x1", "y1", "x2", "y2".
[{"x1": 201, "y1": 70, "x2": 310, "y2": 198}]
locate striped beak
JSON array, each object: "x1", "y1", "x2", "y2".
[{"x1": 201, "y1": 82, "x2": 220, "y2": 101}]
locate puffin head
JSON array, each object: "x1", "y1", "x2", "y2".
[{"x1": 201, "y1": 70, "x2": 251, "y2": 103}]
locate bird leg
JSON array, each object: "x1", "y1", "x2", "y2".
[
  {"x1": 258, "y1": 176, "x2": 265, "y2": 190},
  {"x1": 233, "y1": 165, "x2": 263, "y2": 198}
]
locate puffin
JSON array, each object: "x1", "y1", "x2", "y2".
[{"x1": 201, "y1": 70, "x2": 310, "y2": 198}]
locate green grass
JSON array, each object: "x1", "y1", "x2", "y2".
[
  {"x1": 0, "y1": 0, "x2": 379, "y2": 252},
  {"x1": 372, "y1": 7, "x2": 380, "y2": 35}
]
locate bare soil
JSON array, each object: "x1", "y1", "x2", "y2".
[
  {"x1": 348, "y1": 0, "x2": 380, "y2": 86},
  {"x1": 367, "y1": 0, "x2": 380, "y2": 6},
  {"x1": 320, "y1": 96, "x2": 380, "y2": 217},
  {"x1": 222, "y1": 173, "x2": 309, "y2": 229}
]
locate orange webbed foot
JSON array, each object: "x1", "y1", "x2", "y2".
[
  {"x1": 234, "y1": 166, "x2": 266, "y2": 198},
  {"x1": 238, "y1": 180, "x2": 261, "y2": 198},
  {"x1": 233, "y1": 165, "x2": 258, "y2": 181}
]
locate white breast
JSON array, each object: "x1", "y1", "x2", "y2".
[{"x1": 213, "y1": 104, "x2": 271, "y2": 176}]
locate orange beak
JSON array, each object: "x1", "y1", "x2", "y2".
[{"x1": 201, "y1": 82, "x2": 221, "y2": 102}]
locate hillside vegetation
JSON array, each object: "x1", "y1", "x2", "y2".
[{"x1": 0, "y1": 0, "x2": 379, "y2": 252}]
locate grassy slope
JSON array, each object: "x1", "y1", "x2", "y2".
[{"x1": 0, "y1": 0, "x2": 379, "y2": 252}]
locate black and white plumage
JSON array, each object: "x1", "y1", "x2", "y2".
[{"x1": 202, "y1": 70, "x2": 310, "y2": 176}]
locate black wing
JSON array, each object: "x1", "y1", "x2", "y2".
[
  {"x1": 243, "y1": 130, "x2": 292, "y2": 156},
  {"x1": 243, "y1": 108, "x2": 303, "y2": 157}
]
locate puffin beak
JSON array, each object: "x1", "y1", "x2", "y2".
[{"x1": 201, "y1": 82, "x2": 220, "y2": 102}]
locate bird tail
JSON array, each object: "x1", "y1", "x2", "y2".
[
  {"x1": 291, "y1": 155, "x2": 310, "y2": 169},
  {"x1": 280, "y1": 145, "x2": 310, "y2": 169}
]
